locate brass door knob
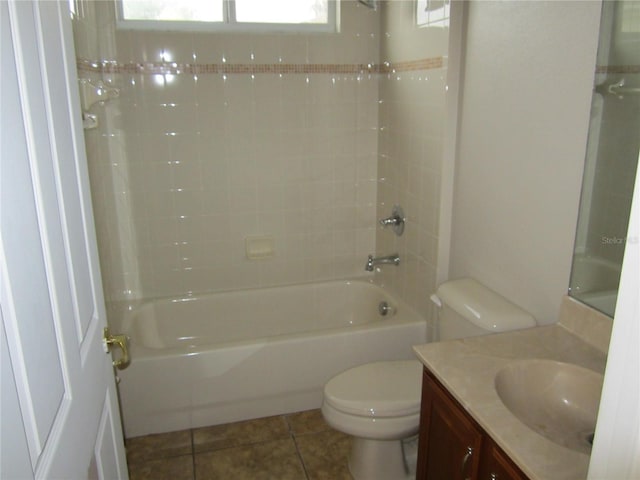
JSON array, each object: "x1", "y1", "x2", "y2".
[{"x1": 103, "y1": 327, "x2": 130, "y2": 370}]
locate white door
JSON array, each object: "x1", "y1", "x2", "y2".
[{"x1": 1, "y1": 1, "x2": 128, "y2": 479}]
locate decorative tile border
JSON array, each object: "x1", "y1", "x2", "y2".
[
  {"x1": 79, "y1": 58, "x2": 639, "y2": 76},
  {"x1": 596, "y1": 65, "x2": 640, "y2": 74},
  {"x1": 379, "y1": 57, "x2": 443, "y2": 72},
  {"x1": 77, "y1": 57, "x2": 445, "y2": 76}
]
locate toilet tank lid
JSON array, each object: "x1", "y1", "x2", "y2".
[{"x1": 434, "y1": 278, "x2": 536, "y2": 333}]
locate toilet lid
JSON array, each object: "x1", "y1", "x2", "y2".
[{"x1": 324, "y1": 360, "x2": 423, "y2": 418}]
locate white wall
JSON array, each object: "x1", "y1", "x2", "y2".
[{"x1": 450, "y1": 1, "x2": 602, "y2": 324}]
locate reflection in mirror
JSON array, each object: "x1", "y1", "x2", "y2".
[{"x1": 569, "y1": 0, "x2": 640, "y2": 317}]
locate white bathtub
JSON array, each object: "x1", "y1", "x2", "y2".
[
  {"x1": 578, "y1": 289, "x2": 618, "y2": 314},
  {"x1": 569, "y1": 254, "x2": 621, "y2": 315},
  {"x1": 570, "y1": 254, "x2": 621, "y2": 294},
  {"x1": 116, "y1": 279, "x2": 426, "y2": 437}
]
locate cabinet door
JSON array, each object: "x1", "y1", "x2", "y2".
[
  {"x1": 478, "y1": 438, "x2": 528, "y2": 480},
  {"x1": 417, "y1": 370, "x2": 483, "y2": 480}
]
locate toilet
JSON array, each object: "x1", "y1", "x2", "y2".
[{"x1": 321, "y1": 278, "x2": 537, "y2": 480}]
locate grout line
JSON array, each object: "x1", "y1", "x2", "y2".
[
  {"x1": 291, "y1": 433, "x2": 311, "y2": 480},
  {"x1": 190, "y1": 435, "x2": 293, "y2": 455},
  {"x1": 283, "y1": 412, "x2": 296, "y2": 436},
  {"x1": 130, "y1": 411, "x2": 325, "y2": 478},
  {"x1": 127, "y1": 452, "x2": 194, "y2": 462},
  {"x1": 190, "y1": 429, "x2": 196, "y2": 480},
  {"x1": 283, "y1": 413, "x2": 311, "y2": 479}
]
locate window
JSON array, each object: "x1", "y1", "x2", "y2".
[
  {"x1": 118, "y1": 0, "x2": 336, "y2": 32},
  {"x1": 620, "y1": 0, "x2": 640, "y2": 33},
  {"x1": 122, "y1": 0, "x2": 224, "y2": 22},
  {"x1": 416, "y1": 0, "x2": 449, "y2": 28}
]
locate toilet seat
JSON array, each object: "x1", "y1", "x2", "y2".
[
  {"x1": 323, "y1": 360, "x2": 422, "y2": 418},
  {"x1": 321, "y1": 360, "x2": 424, "y2": 479}
]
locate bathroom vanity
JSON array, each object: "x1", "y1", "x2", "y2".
[
  {"x1": 413, "y1": 296, "x2": 611, "y2": 480},
  {"x1": 416, "y1": 366, "x2": 527, "y2": 480}
]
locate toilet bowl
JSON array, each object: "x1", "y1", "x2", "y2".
[{"x1": 321, "y1": 360, "x2": 422, "y2": 480}]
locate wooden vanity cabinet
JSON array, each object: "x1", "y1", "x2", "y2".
[
  {"x1": 478, "y1": 438, "x2": 528, "y2": 480},
  {"x1": 416, "y1": 368, "x2": 482, "y2": 480},
  {"x1": 416, "y1": 368, "x2": 529, "y2": 480}
]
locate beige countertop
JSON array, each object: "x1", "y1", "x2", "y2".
[{"x1": 413, "y1": 307, "x2": 610, "y2": 480}]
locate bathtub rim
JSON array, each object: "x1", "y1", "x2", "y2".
[
  {"x1": 128, "y1": 311, "x2": 425, "y2": 360},
  {"x1": 111, "y1": 276, "x2": 379, "y2": 322},
  {"x1": 112, "y1": 277, "x2": 426, "y2": 359}
]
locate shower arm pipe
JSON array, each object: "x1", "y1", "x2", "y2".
[
  {"x1": 357, "y1": 0, "x2": 376, "y2": 9},
  {"x1": 608, "y1": 85, "x2": 640, "y2": 95},
  {"x1": 595, "y1": 79, "x2": 640, "y2": 97},
  {"x1": 78, "y1": 78, "x2": 120, "y2": 111}
]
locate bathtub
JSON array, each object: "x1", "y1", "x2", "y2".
[
  {"x1": 569, "y1": 254, "x2": 621, "y2": 315},
  {"x1": 570, "y1": 254, "x2": 621, "y2": 294},
  {"x1": 578, "y1": 289, "x2": 618, "y2": 315},
  {"x1": 116, "y1": 279, "x2": 427, "y2": 437}
]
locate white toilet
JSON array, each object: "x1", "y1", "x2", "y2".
[{"x1": 321, "y1": 278, "x2": 537, "y2": 480}]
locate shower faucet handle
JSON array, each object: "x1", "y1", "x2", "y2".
[{"x1": 378, "y1": 205, "x2": 405, "y2": 236}]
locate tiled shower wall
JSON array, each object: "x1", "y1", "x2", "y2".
[
  {"x1": 74, "y1": 1, "x2": 380, "y2": 302},
  {"x1": 73, "y1": 1, "x2": 448, "y2": 324},
  {"x1": 374, "y1": 1, "x2": 448, "y2": 323}
]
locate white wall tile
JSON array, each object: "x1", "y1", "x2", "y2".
[
  {"x1": 79, "y1": 1, "x2": 390, "y2": 302},
  {"x1": 374, "y1": 3, "x2": 448, "y2": 323}
]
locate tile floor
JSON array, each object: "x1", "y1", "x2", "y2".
[{"x1": 126, "y1": 409, "x2": 353, "y2": 480}]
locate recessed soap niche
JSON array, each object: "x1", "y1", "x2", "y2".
[{"x1": 246, "y1": 235, "x2": 275, "y2": 260}]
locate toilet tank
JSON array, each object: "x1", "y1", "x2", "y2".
[{"x1": 431, "y1": 278, "x2": 536, "y2": 341}]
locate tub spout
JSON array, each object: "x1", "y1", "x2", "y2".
[{"x1": 365, "y1": 254, "x2": 400, "y2": 272}]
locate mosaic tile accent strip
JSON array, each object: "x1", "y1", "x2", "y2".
[
  {"x1": 379, "y1": 56, "x2": 443, "y2": 72},
  {"x1": 78, "y1": 59, "x2": 640, "y2": 76},
  {"x1": 596, "y1": 64, "x2": 640, "y2": 74},
  {"x1": 76, "y1": 57, "x2": 445, "y2": 75}
]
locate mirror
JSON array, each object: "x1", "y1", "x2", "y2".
[{"x1": 569, "y1": 0, "x2": 640, "y2": 317}]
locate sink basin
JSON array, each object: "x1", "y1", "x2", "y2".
[{"x1": 494, "y1": 359, "x2": 603, "y2": 454}]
